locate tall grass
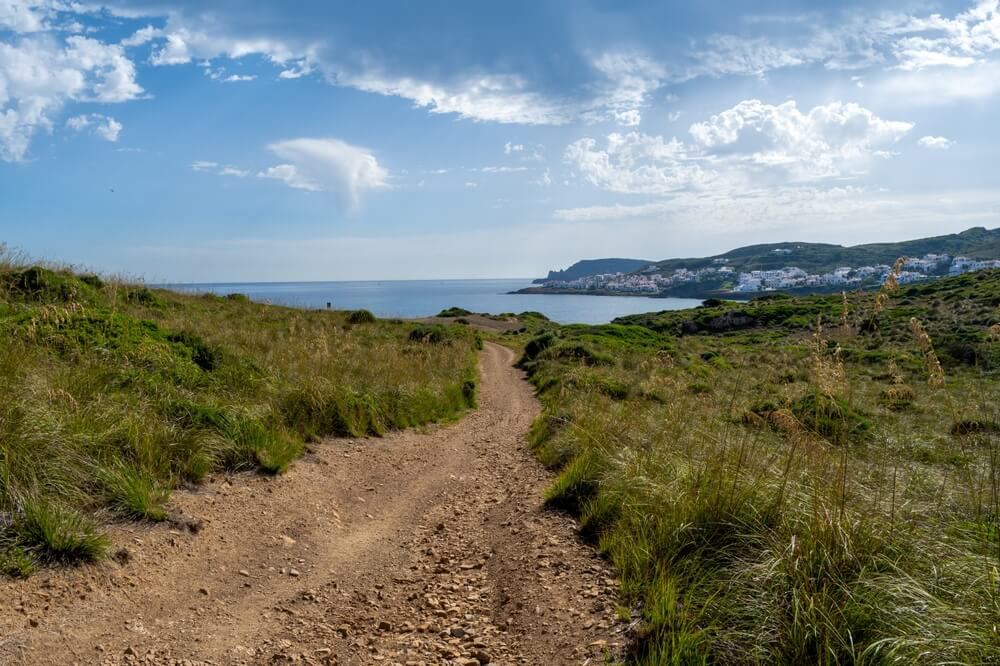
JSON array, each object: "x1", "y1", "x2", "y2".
[
  {"x1": 0, "y1": 259, "x2": 479, "y2": 571},
  {"x1": 517, "y1": 269, "x2": 1000, "y2": 663}
]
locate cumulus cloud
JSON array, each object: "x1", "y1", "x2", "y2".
[
  {"x1": 65, "y1": 113, "x2": 122, "y2": 141},
  {"x1": 0, "y1": 32, "x2": 143, "y2": 160},
  {"x1": 0, "y1": 0, "x2": 50, "y2": 33},
  {"x1": 918, "y1": 135, "x2": 955, "y2": 149},
  {"x1": 689, "y1": 99, "x2": 912, "y2": 180},
  {"x1": 565, "y1": 99, "x2": 912, "y2": 200},
  {"x1": 504, "y1": 141, "x2": 523, "y2": 154},
  {"x1": 565, "y1": 132, "x2": 708, "y2": 195},
  {"x1": 258, "y1": 138, "x2": 388, "y2": 206}
]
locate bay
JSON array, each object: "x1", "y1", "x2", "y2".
[{"x1": 160, "y1": 279, "x2": 702, "y2": 325}]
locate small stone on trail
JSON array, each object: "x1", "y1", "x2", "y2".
[{"x1": 238, "y1": 569, "x2": 250, "y2": 577}]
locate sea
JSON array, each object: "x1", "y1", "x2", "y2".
[{"x1": 159, "y1": 279, "x2": 703, "y2": 325}]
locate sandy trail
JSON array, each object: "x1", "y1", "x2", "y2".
[{"x1": 0, "y1": 343, "x2": 627, "y2": 665}]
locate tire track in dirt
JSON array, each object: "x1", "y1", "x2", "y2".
[{"x1": 0, "y1": 343, "x2": 628, "y2": 665}]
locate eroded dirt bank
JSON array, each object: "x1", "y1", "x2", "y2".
[{"x1": 0, "y1": 343, "x2": 627, "y2": 665}]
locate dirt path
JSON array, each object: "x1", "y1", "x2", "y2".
[{"x1": 0, "y1": 343, "x2": 628, "y2": 665}]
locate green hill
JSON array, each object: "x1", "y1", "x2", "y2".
[
  {"x1": 533, "y1": 257, "x2": 651, "y2": 284},
  {"x1": 651, "y1": 226, "x2": 1000, "y2": 274}
]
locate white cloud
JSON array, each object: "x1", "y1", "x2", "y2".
[
  {"x1": 204, "y1": 66, "x2": 256, "y2": 82},
  {"x1": 565, "y1": 132, "x2": 708, "y2": 195},
  {"x1": 891, "y1": 1, "x2": 1000, "y2": 71},
  {"x1": 671, "y1": 1, "x2": 1000, "y2": 83},
  {"x1": 504, "y1": 141, "x2": 524, "y2": 154},
  {"x1": 191, "y1": 160, "x2": 218, "y2": 171},
  {"x1": 563, "y1": 100, "x2": 912, "y2": 208},
  {"x1": 278, "y1": 60, "x2": 314, "y2": 79},
  {"x1": 0, "y1": 0, "x2": 49, "y2": 33},
  {"x1": 0, "y1": 33, "x2": 143, "y2": 160},
  {"x1": 120, "y1": 25, "x2": 162, "y2": 47},
  {"x1": 332, "y1": 69, "x2": 571, "y2": 125},
  {"x1": 478, "y1": 165, "x2": 529, "y2": 173},
  {"x1": 258, "y1": 137, "x2": 388, "y2": 206},
  {"x1": 218, "y1": 166, "x2": 249, "y2": 177},
  {"x1": 878, "y1": 59, "x2": 1000, "y2": 104},
  {"x1": 587, "y1": 51, "x2": 665, "y2": 126},
  {"x1": 67, "y1": 112, "x2": 123, "y2": 142},
  {"x1": 918, "y1": 135, "x2": 955, "y2": 149},
  {"x1": 258, "y1": 163, "x2": 319, "y2": 191},
  {"x1": 689, "y1": 99, "x2": 912, "y2": 180},
  {"x1": 464, "y1": 181, "x2": 478, "y2": 188},
  {"x1": 536, "y1": 167, "x2": 552, "y2": 187}
]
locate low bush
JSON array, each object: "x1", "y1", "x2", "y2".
[
  {"x1": 791, "y1": 393, "x2": 871, "y2": 444},
  {"x1": 346, "y1": 309, "x2": 377, "y2": 324},
  {"x1": 950, "y1": 419, "x2": 1000, "y2": 436},
  {"x1": 408, "y1": 324, "x2": 453, "y2": 344},
  {"x1": 879, "y1": 384, "x2": 915, "y2": 410},
  {"x1": 438, "y1": 306, "x2": 472, "y2": 317}
]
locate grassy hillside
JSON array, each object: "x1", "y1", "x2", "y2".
[
  {"x1": 505, "y1": 269, "x2": 1000, "y2": 663},
  {"x1": 649, "y1": 226, "x2": 1000, "y2": 274},
  {"x1": 0, "y1": 253, "x2": 479, "y2": 576}
]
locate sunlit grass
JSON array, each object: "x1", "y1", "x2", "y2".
[
  {"x1": 513, "y1": 272, "x2": 1000, "y2": 663},
  {"x1": 0, "y1": 256, "x2": 479, "y2": 571}
]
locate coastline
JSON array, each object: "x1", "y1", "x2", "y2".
[{"x1": 511, "y1": 282, "x2": 900, "y2": 301}]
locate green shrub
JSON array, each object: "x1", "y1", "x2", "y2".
[
  {"x1": 521, "y1": 332, "x2": 557, "y2": 364},
  {"x1": 127, "y1": 287, "x2": 164, "y2": 308},
  {"x1": 224, "y1": 292, "x2": 249, "y2": 302},
  {"x1": 0, "y1": 546, "x2": 36, "y2": 578},
  {"x1": 951, "y1": 419, "x2": 1000, "y2": 436},
  {"x1": 408, "y1": 324, "x2": 452, "y2": 344},
  {"x1": 79, "y1": 274, "x2": 105, "y2": 289},
  {"x1": 3, "y1": 266, "x2": 97, "y2": 303},
  {"x1": 438, "y1": 306, "x2": 472, "y2": 317},
  {"x1": 540, "y1": 343, "x2": 614, "y2": 367},
  {"x1": 346, "y1": 309, "x2": 377, "y2": 324},
  {"x1": 791, "y1": 393, "x2": 871, "y2": 444},
  {"x1": 167, "y1": 330, "x2": 220, "y2": 371}
]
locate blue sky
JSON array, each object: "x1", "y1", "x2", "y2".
[{"x1": 1, "y1": 0, "x2": 998, "y2": 280}]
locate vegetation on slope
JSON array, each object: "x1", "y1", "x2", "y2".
[
  {"x1": 0, "y1": 250, "x2": 479, "y2": 575},
  {"x1": 507, "y1": 268, "x2": 1000, "y2": 663},
  {"x1": 647, "y1": 225, "x2": 1000, "y2": 275}
]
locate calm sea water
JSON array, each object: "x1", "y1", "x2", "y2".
[{"x1": 159, "y1": 279, "x2": 702, "y2": 325}]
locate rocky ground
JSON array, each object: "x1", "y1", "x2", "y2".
[{"x1": 0, "y1": 343, "x2": 630, "y2": 665}]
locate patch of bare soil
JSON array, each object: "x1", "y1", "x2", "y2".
[{"x1": 0, "y1": 343, "x2": 628, "y2": 665}]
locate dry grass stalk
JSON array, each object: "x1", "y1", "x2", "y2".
[
  {"x1": 810, "y1": 316, "x2": 846, "y2": 395},
  {"x1": 840, "y1": 291, "x2": 852, "y2": 335},
  {"x1": 909, "y1": 317, "x2": 945, "y2": 388},
  {"x1": 874, "y1": 257, "x2": 907, "y2": 315}
]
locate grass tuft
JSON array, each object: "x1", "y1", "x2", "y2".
[{"x1": 15, "y1": 498, "x2": 108, "y2": 563}]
